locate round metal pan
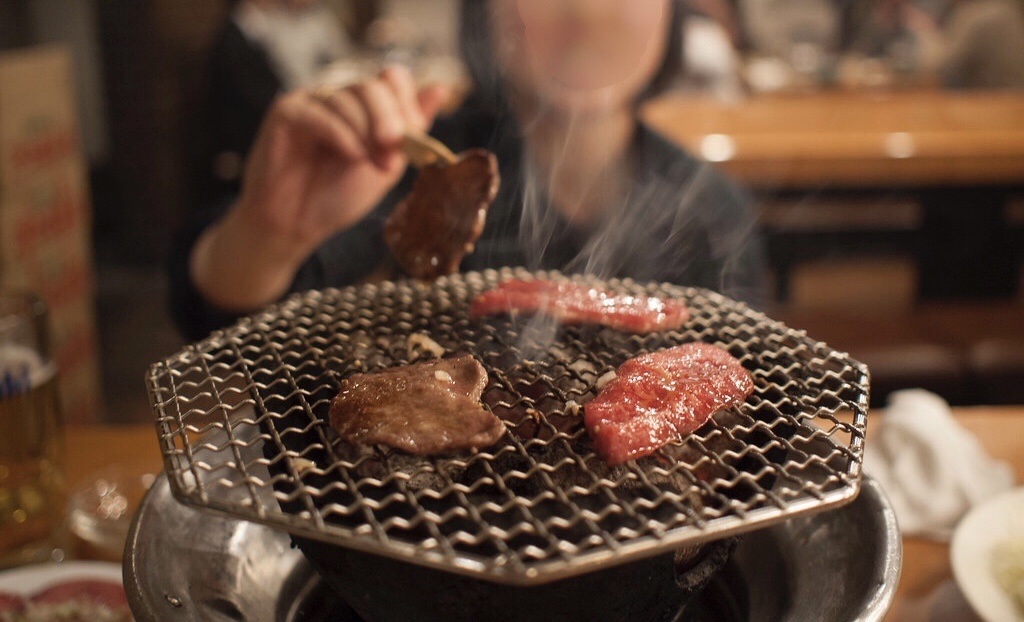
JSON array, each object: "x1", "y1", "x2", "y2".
[{"x1": 123, "y1": 472, "x2": 900, "y2": 622}]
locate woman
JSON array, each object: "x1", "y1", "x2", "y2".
[{"x1": 172, "y1": 0, "x2": 764, "y2": 340}]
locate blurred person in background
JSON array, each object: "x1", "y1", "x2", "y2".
[
  {"x1": 736, "y1": 0, "x2": 841, "y2": 58},
  {"x1": 904, "y1": 0, "x2": 1024, "y2": 88},
  {"x1": 680, "y1": 0, "x2": 745, "y2": 97},
  {"x1": 734, "y1": 0, "x2": 843, "y2": 88},
  {"x1": 207, "y1": 0, "x2": 351, "y2": 186},
  {"x1": 843, "y1": 0, "x2": 946, "y2": 56},
  {"x1": 171, "y1": 0, "x2": 764, "y2": 340},
  {"x1": 842, "y1": 0, "x2": 1024, "y2": 89}
]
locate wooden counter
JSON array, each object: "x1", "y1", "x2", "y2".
[
  {"x1": 644, "y1": 90, "x2": 1024, "y2": 299},
  {"x1": 66, "y1": 407, "x2": 1024, "y2": 620},
  {"x1": 643, "y1": 90, "x2": 1024, "y2": 189}
]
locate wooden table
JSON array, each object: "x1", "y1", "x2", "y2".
[
  {"x1": 61, "y1": 424, "x2": 162, "y2": 561},
  {"x1": 67, "y1": 407, "x2": 1024, "y2": 620},
  {"x1": 64, "y1": 424, "x2": 162, "y2": 490},
  {"x1": 643, "y1": 90, "x2": 1024, "y2": 189},
  {"x1": 644, "y1": 90, "x2": 1024, "y2": 300}
]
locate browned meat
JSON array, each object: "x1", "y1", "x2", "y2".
[
  {"x1": 329, "y1": 355, "x2": 505, "y2": 455},
  {"x1": 383, "y1": 149, "x2": 499, "y2": 280}
]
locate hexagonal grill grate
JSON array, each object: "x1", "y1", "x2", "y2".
[{"x1": 147, "y1": 268, "x2": 868, "y2": 585}]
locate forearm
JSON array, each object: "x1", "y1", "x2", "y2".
[{"x1": 188, "y1": 207, "x2": 311, "y2": 313}]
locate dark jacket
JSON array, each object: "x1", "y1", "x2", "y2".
[{"x1": 208, "y1": 20, "x2": 281, "y2": 166}]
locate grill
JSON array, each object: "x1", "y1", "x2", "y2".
[{"x1": 147, "y1": 268, "x2": 868, "y2": 586}]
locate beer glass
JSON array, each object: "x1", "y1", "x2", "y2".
[{"x1": 0, "y1": 292, "x2": 64, "y2": 568}]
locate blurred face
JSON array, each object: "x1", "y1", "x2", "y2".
[
  {"x1": 491, "y1": 0, "x2": 670, "y2": 114},
  {"x1": 281, "y1": 0, "x2": 319, "y2": 10}
]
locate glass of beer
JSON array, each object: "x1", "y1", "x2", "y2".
[{"x1": 0, "y1": 291, "x2": 64, "y2": 568}]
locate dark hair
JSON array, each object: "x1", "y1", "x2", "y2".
[{"x1": 458, "y1": 0, "x2": 684, "y2": 113}]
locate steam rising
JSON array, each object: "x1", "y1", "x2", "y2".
[
  {"x1": 514, "y1": 120, "x2": 759, "y2": 298},
  {"x1": 462, "y1": 1, "x2": 763, "y2": 354},
  {"x1": 509, "y1": 105, "x2": 761, "y2": 356}
]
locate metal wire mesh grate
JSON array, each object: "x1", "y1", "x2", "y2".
[{"x1": 147, "y1": 268, "x2": 868, "y2": 585}]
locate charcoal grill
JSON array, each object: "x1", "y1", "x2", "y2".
[{"x1": 146, "y1": 268, "x2": 869, "y2": 587}]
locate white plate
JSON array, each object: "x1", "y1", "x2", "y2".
[
  {"x1": 0, "y1": 560, "x2": 122, "y2": 597},
  {"x1": 952, "y1": 487, "x2": 1024, "y2": 622}
]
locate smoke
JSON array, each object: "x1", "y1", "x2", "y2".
[
  {"x1": 504, "y1": 102, "x2": 762, "y2": 357},
  {"x1": 484, "y1": 3, "x2": 764, "y2": 355},
  {"x1": 516, "y1": 151, "x2": 558, "y2": 272},
  {"x1": 510, "y1": 113, "x2": 762, "y2": 319}
]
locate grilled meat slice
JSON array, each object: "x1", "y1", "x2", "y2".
[
  {"x1": 469, "y1": 279, "x2": 689, "y2": 333},
  {"x1": 384, "y1": 149, "x2": 499, "y2": 280},
  {"x1": 329, "y1": 355, "x2": 505, "y2": 455},
  {"x1": 585, "y1": 343, "x2": 753, "y2": 465}
]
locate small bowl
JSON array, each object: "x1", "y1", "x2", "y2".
[
  {"x1": 67, "y1": 469, "x2": 155, "y2": 559},
  {"x1": 951, "y1": 486, "x2": 1024, "y2": 622}
]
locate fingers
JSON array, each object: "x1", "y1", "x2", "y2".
[
  {"x1": 275, "y1": 90, "x2": 368, "y2": 162},
  {"x1": 379, "y1": 64, "x2": 452, "y2": 129},
  {"x1": 317, "y1": 89, "x2": 371, "y2": 141},
  {"x1": 380, "y1": 64, "x2": 427, "y2": 131},
  {"x1": 314, "y1": 87, "x2": 387, "y2": 165},
  {"x1": 306, "y1": 66, "x2": 416, "y2": 168},
  {"x1": 350, "y1": 77, "x2": 406, "y2": 147},
  {"x1": 417, "y1": 84, "x2": 451, "y2": 123},
  {"x1": 284, "y1": 65, "x2": 451, "y2": 170}
]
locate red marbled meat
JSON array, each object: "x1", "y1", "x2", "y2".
[
  {"x1": 329, "y1": 355, "x2": 505, "y2": 455},
  {"x1": 30, "y1": 580, "x2": 128, "y2": 608},
  {"x1": 469, "y1": 279, "x2": 689, "y2": 333},
  {"x1": 585, "y1": 343, "x2": 754, "y2": 465},
  {"x1": 28, "y1": 580, "x2": 131, "y2": 622},
  {"x1": 0, "y1": 592, "x2": 24, "y2": 614}
]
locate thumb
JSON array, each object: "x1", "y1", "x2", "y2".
[{"x1": 417, "y1": 84, "x2": 451, "y2": 125}]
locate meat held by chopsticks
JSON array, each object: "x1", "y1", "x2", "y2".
[
  {"x1": 469, "y1": 279, "x2": 690, "y2": 333},
  {"x1": 585, "y1": 343, "x2": 753, "y2": 465},
  {"x1": 329, "y1": 355, "x2": 506, "y2": 455},
  {"x1": 384, "y1": 149, "x2": 499, "y2": 280}
]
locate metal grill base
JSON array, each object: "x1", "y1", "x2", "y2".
[
  {"x1": 294, "y1": 536, "x2": 736, "y2": 622},
  {"x1": 288, "y1": 561, "x2": 748, "y2": 622},
  {"x1": 125, "y1": 473, "x2": 900, "y2": 622}
]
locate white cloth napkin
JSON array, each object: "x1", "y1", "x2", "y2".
[{"x1": 864, "y1": 389, "x2": 1015, "y2": 540}]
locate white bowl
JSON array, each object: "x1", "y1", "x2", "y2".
[{"x1": 952, "y1": 487, "x2": 1024, "y2": 622}]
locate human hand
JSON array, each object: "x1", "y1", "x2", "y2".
[
  {"x1": 235, "y1": 64, "x2": 449, "y2": 261},
  {"x1": 190, "y1": 65, "x2": 448, "y2": 312}
]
